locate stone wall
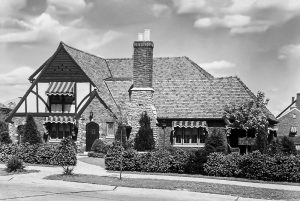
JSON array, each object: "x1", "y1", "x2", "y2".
[{"x1": 127, "y1": 89, "x2": 158, "y2": 143}]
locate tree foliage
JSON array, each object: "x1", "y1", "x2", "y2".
[
  {"x1": 0, "y1": 121, "x2": 11, "y2": 144},
  {"x1": 22, "y1": 115, "x2": 42, "y2": 145},
  {"x1": 205, "y1": 128, "x2": 228, "y2": 154},
  {"x1": 281, "y1": 136, "x2": 297, "y2": 155},
  {"x1": 224, "y1": 91, "x2": 270, "y2": 153},
  {"x1": 134, "y1": 112, "x2": 155, "y2": 151}
]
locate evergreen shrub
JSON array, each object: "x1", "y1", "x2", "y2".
[
  {"x1": 134, "y1": 112, "x2": 155, "y2": 151},
  {"x1": 6, "y1": 156, "x2": 24, "y2": 172},
  {"x1": 22, "y1": 115, "x2": 42, "y2": 144}
]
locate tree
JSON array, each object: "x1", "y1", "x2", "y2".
[
  {"x1": 281, "y1": 136, "x2": 297, "y2": 155},
  {"x1": 205, "y1": 128, "x2": 228, "y2": 154},
  {"x1": 134, "y1": 112, "x2": 155, "y2": 151},
  {"x1": 224, "y1": 91, "x2": 270, "y2": 153},
  {"x1": 22, "y1": 115, "x2": 42, "y2": 144}
]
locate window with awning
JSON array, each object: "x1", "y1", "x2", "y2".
[
  {"x1": 172, "y1": 121, "x2": 208, "y2": 146},
  {"x1": 46, "y1": 82, "x2": 75, "y2": 96},
  {"x1": 44, "y1": 116, "x2": 75, "y2": 124},
  {"x1": 290, "y1": 126, "x2": 297, "y2": 137}
]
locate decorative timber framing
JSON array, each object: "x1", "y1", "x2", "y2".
[{"x1": 5, "y1": 42, "x2": 102, "y2": 123}]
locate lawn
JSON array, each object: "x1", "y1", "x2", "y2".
[
  {"x1": 46, "y1": 174, "x2": 300, "y2": 200},
  {"x1": 0, "y1": 168, "x2": 39, "y2": 176}
]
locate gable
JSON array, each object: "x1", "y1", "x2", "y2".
[{"x1": 38, "y1": 47, "x2": 90, "y2": 82}]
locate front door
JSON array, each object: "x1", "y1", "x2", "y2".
[{"x1": 86, "y1": 122, "x2": 99, "y2": 151}]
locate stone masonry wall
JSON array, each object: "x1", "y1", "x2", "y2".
[{"x1": 127, "y1": 90, "x2": 158, "y2": 143}]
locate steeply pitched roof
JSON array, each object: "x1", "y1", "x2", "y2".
[
  {"x1": 153, "y1": 77, "x2": 276, "y2": 121},
  {"x1": 106, "y1": 57, "x2": 214, "y2": 80}
]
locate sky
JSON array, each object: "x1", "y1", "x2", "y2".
[{"x1": 0, "y1": 0, "x2": 300, "y2": 116}]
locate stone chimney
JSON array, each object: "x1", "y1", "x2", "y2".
[
  {"x1": 132, "y1": 29, "x2": 153, "y2": 89},
  {"x1": 296, "y1": 93, "x2": 300, "y2": 109},
  {"x1": 128, "y1": 29, "x2": 158, "y2": 143}
]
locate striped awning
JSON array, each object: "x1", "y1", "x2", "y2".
[
  {"x1": 172, "y1": 121, "x2": 207, "y2": 130},
  {"x1": 43, "y1": 116, "x2": 74, "y2": 124},
  {"x1": 46, "y1": 82, "x2": 75, "y2": 96}
]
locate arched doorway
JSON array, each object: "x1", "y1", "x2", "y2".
[{"x1": 86, "y1": 122, "x2": 99, "y2": 151}]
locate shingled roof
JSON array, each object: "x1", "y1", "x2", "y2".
[
  {"x1": 152, "y1": 77, "x2": 276, "y2": 121},
  {"x1": 106, "y1": 57, "x2": 213, "y2": 80}
]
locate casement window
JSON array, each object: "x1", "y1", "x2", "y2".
[
  {"x1": 49, "y1": 95, "x2": 75, "y2": 113},
  {"x1": 49, "y1": 123, "x2": 72, "y2": 140},
  {"x1": 174, "y1": 127, "x2": 207, "y2": 145},
  {"x1": 106, "y1": 122, "x2": 115, "y2": 138}
]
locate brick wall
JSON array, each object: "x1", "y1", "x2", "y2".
[
  {"x1": 277, "y1": 109, "x2": 300, "y2": 136},
  {"x1": 133, "y1": 41, "x2": 153, "y2": 88}
]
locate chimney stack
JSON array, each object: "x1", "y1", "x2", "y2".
[{"x1": 132, "y1": 29, "x2": 153, "y2": 89}]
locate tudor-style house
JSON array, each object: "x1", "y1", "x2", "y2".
[{"x1": 6, "y1": 30, "x2": 277, "y2": 152}]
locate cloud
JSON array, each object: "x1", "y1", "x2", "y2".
[
  {"x1": 0, "y1": 0, "x2": 27, "y2": 17},
  {"x1": 174, "y1": 0, "x2": 300, "y2": 34},
  {"x1": 200, "y1": 60, "x2": 236, "y2": 70},
  {"x1": 152, "y1": 4, "x2": 171, "y2": 17},
  {"x1": 47, "y1": 0, "x2": 89, "y2": 14},
  {"x1": 0, "y1": 66, "x2": 34, "y2": 86},
  {"x1": 278, "y1": 44, "x2": 300, "y2": 60}
]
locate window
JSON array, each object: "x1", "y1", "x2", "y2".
[
  {"x1": 174, "y1": 127, "x2": 207, "y2": 145},
  {"x1": 106, "y1": 122, "x2": 114, "y2": 137},
  {"x1": 49, "y1": 123, "x2": 73, "y2": 140},
  {"x1": 49, "y1": 95, "x2": 75, "y2": 113}
]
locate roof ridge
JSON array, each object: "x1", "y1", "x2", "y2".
[
  {"x1": 183, "y1": 56, "x2": 214, "y2": 79},
  {"x1": 61, "y1": 41, "x2": 105, "y2": 60}
]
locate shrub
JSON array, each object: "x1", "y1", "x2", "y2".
[
  {"x1": 51, "y1": 137, "x2": 77, "y2": 166},
  {"x1": 0, "y1": 131, "x2": 12, "y2": 144},
  {"x1": 253, "y1": 128, "x2": 269, "y2": 154},
  {"x1": 0, "y1": 143, "x2": 18, "y2": 162},
  {"x1": 134, "y1": 112, "x2": 155, "y2": 151},
  {"x1": 91, "y1": 139, "x2": 108, "y2": 154},
  {"x1": 6, "y1": 156, "x2": 24, "y2": 172},
  {"x1": 185, "y1": 148, "x2": 208, "y2": 174},
  {"x1": 204, "y1": 152, "x2": 242, "y2": 177},
  {"x1": 105, "y1": 143, "x2": 123, "y2": 171},
  {"x1": 35, "y1": 144, "x2": 57, "y2": 164},
  {"x1": 22, "y1": 115, "x2": 42, "y2": 145},
  {"x1": 16, "y1": 143, "x2": 39, "y2": 164},
  {"x1": 205, "y1": 128, "x2": 228, "y2": 154},
  {"x1": 281, "y1": 136, "x2": 297, "y2": 155},
  {"x1": 62, "y1": 166, "x2": 74, "y2": 175}
]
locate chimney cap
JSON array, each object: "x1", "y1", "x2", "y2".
[{"x1": 144, "y1": 29, "x2": 150, "y2": 41}]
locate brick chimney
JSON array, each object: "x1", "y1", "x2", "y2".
[
  {"x1": 128, "y1": 29, "x2": 158, "y2": 143},
  {"x1": 296, "y1": 93, "x2": 300, "y2": 109},
  {"x1": 132, "y1": 29, "x2": 153, "y2": 89}
]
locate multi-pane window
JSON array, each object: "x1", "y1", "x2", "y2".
[
  {"x1": 49, "y1": 123, "x2": 72, "y2": 139},
  {"x1": 106, "y1": 122, "x2": 114, "y2": 137},
  {"x1": 174, "y1": 127, "x2": 207, "y2": 145},
  {"x1": 49, "y1": 95, "x2": 75, "y2": 113}
]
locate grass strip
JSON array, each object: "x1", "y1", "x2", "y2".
[{"x1": 46, "y1": 174, "x2": 300, "y2": 200}]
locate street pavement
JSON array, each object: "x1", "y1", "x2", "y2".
[{"x1": 0, "y1": 157, "x2": 297, "y2": 201}]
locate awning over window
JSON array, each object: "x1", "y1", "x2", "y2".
[
  {"x1": 46, "y1": 82, "x2": 75, "y2": 96},
  {"x1": 43, "y1": 116, "x2": 75, "y2": 124},
  {"x1": 172, "y1": 121, "x2": 207, "y2": 130}
]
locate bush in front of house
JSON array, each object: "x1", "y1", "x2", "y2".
[
  {"x1": 0, "y1": 131, "x2": 12, "y2": 144},
  {"x1": 16, "y1": 143, "x2": 39, "y2": 164},
  {"x1": 6, "y1": 155, "x2": 24, "y2": 172},
  {"x1": 22, "y1": 115, "x2": 42, "y2": 145},
  {"x1": 91, "y1": 139, "x2": 108, "y2": 154},
  {"x1": 105, "y1": 145, "x2": 190, "y2": 173},
  {"x1": 280, "y1": 136, "x2": 297, "y2": 155},
  {"x1": 185, "y1": 148, "x2": 208, "y2": 174},
  {"x1": 204, "y1": 152, "x2": 242, "y2": 177},
  {"x1": 205, "y1": 128, "x2": 228, "y2": 154},
  {"x1": 35, "y1": 144, "x2": 58, "y2": 164},
  {"x1": 50, "y1": 137, "x2": 77, "y2": 166},
  {"x1": 134, "y1": 112, "x2": 155, "y2": 151},
  {"x1": 0, "y1": 143, "x2": 18, "y2": 162},
  {"x1": 88, "y1": 152, "x2": 106, "y2": 158}
]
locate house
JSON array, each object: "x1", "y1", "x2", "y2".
[
  {"x1": 6, "y1": 30, "x2": 277, "y2": 152},
  {"x1": 277, "y1": 93, "x2": 300, "y2": 150}
]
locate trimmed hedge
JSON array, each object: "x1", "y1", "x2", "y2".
[
  {"x1": 204, "y1": 151, "x2": 300, "y2": 182},
  {"x1": 0, "y1": 139, "x2": 77, "y2": 166}
]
